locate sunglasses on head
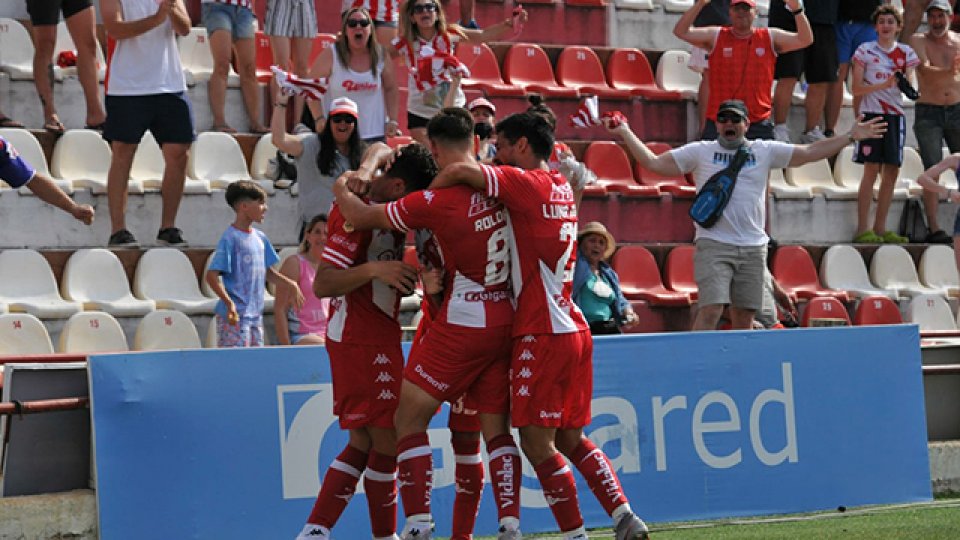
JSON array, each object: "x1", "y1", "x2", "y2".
[
  {"x1": 330, "y1": 114, "x2": 357, "y2": 125},
  {"x1": 716, "y1": 113, "x2": 744, "y2": 124},
  {"x1": 413, "y1": 3, "x2": 438, "y2": 14},
  {"x1": 346, "y1": 18, "x2": 371, "y2": 28}
]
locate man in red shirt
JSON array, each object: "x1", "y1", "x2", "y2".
[{"x1": 431, "y1": 112, "x2": 649, "y2": 540}]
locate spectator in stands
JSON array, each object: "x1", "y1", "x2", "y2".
[
  {"x1": 0, "y1": 108, "x2": 23, "y2": 129},
  {"x1": 916, "y1": 152, "x2": 960, "y2": 272},
  {"x1": 572, "y1": 221, "x2": 639, "y2": 335},
  {"x1": 525, "y1": 95, "x2": 596, "y2": 199},
  {"x1": 687, "y1": 0, "x2": 730, "y2": 133},
  {"x1": 606, "y1": 99, "x2": 885, "y2": 330},
  {"x1": 206, "y1": 180, "x2": 303, "y2": 348},
  {"x1": 851, "y1": 5, "x2": 919, "y2": 245},
  {"x1": 459, "y1": 0, "x2": 478, "y2": 29},
  {"x1": 264, "y1": 0, "x2": 317, "y2": 134},
  {"x1": 825, "y1": 1, "x2": 882, "y2": 137},
  {"x1": 0, "y1": 134, "x2": 94, "y2": 224},
  {"x1": 673, "y1": 0, "x2": 813, "y2": 140},
  {"x1": 310, "y1": 7, "x2": 400, "y2": 143},
  {"x1": 202, "y1": 0, "x2": 268, "y2": 134},
  {"x1": 275, "y1": 213, "x2": 329, "y2": 346},
  {"x1": 769, "y1": 0, "x2": 840, "y2": 143},
  {"x1": 343, "y1": 0, "x2": 401, "y2": 48},
  {"x1": 395, "y1": 0, "x2": 527, "y2": 145},
  {"x1": 906, "y1": 0, "x2": 960, "y2": 244},
  {"x1": 468, "y1": 96, "x2": 496, "y2": 162},
  {"x1": 273, "y1": 95, "x2": 368, "y2": 236},
  {"x1": 101, "y1": 0, "x2": 194, "y2": 248},
  {"x1": 25, "y1": 0, "x2": 107, "y2": 133}
]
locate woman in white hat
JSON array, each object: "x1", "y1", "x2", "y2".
[{"x1": 572, "y1": 221, "x2": 639, "y2": 335}]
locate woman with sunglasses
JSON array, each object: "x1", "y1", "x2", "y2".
[
  {"x1": 272, "y1": 96, "x2": 368, "y2": 234},
  {"x1": 264, "y1": 0, "x2": 317, "y2": 132},
  {"x1": 342, "y1": 0, "x2": 402, "y2": 48},
  {"x1": 396, "y1": 0, "x2": 528, "y2": 145},
  {"x1": 310, "y1": 7, "x2": 400, "y2": 143}
]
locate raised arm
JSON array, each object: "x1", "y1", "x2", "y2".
[
  {"x1": 770, "y1": 0, "x2": 813, "y2": 54},
  {"x1": 788, "y1": 116, "x2": 887, "y2": 167},
  {"x1": 381, "y1": 57, "x2": 401, "y2": 137},
  {"x1": 271, "y1": 93, "x2": 304, "y2": 156},
  {"x1": 917, "y1": 154, "x2": 960, "y2": 201},
  {"x1": 673, "y1": 0, "x2": 720, "y2": 50},
  {"x1": 429, "y1": 160, "x2": 486, "y2": 191},
  {"x1": 606, "y1": 118, "x2": 683, "y2": 177},
  {"x1": 332, "y1": 174, "x2": 394, "y2": 231},
  {"x1": 306, "y1": 46, "x2": 335, "y2": 130},
  {"x1": 461, "y1": 8, "x2": 528, "y2": 43}
]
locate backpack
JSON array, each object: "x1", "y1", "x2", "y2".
[
  {"x1": 689, "y1": 145, "x2": 751, "y2": 228},
  {"x1": 898, "y1": 198, "x2": 928, "y2": 243},
  {"x1": 269, "y1": 150, "x2": 298, "y2": 189}
]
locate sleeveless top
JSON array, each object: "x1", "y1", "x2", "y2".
[
  {"x1": 395, "y1": 32, "x2": 466, "y2": 120},
  {"x1": 107, "y1": 0, "x2": 186, "y2": 95},
  {"x1": 286, "y1": 254, "x2": 329, "y2": 337},
  {"x1": 324, "y1": 51, "x2": 387, "y2": 140},
  {"x1": 707, "y1": 27, "x2": 776, "y2": 123}
]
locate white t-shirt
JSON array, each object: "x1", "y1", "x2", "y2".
[{"x1": 670, "y1": 140, "x2": 794, "y2": 246}]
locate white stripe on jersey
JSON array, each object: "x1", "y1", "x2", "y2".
[
  {"x1": 539, "y1": 258, "x2": 581, "y2": 334},
  {"x1": 482, "y1": 164, "x2": 500, "y2": 198},
  {"x1": 322, "y1": 247, "x2": 353, "y2": 269},
  {"x1": 386, "y1": 201, "x2": 409, "y2": 232},
  {"x1": 326, "y1": 296, "x2": 346, "y2": 342},
  {"x1": 446, "y1": 270, "x2": 488, "y2": 328}
]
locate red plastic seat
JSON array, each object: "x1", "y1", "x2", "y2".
[
  {"x1": 583, "y1": 142, "x2": 660, "y2": 198},
  {"x1": 454, "y1": 42, "x2": 526, "y2": 96},
  {"x1": 308, "y1": 33, "x2": 336, "y2": 66},
  {"x1": 801, "y1": 297, "x2": 851, "y2": 327},
  {"x1": 254, "y1": 31, "x2": 274, "y2": 83},
  {"x1": 771, "y1": 246, "x2": 850, "y2": 302},
  {"x1": 555, "y1": 46, "x2": 631, "y2": 99},
  {"x1": 635, "y1": 141, "x2": 696, "y2": 198},
  {"x1": 502, "y1": 43, "x2": 579, "y2": 98},
  {"x1": 611, "y1": 246, "x2": 692, "y2": 306},
  {"x1": 663, "y1": 245, "x2": 698, "y2": 301},
  {"x1": 566, "y1": 0, "x2": 607, "y2": 5},
  {"x1": 387, "y1": 135, "x2": 413, "y2": 148},
  {"x1": 853, "y1": 295, "x2": 903, "y2": 325},
  {"x1": 606, "y1": 48, "x2": 683, "y2": 101}
]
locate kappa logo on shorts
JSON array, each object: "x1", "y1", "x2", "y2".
[
  {"x1": 377, "y1": 389, "x2": 397, "y2": 400},
  {"x1": 375, "y1": 371, "x2": 395, "y2": 383},
  {"x1": 517, "y1": 367, "x2": 532, "y2": 379},
  {"x1": 518, "y1": 349, "x2": 535, "y2": 361},
  {"x1": 373, "y1": 354, "x2": 391, "y2": 365},
  {"x1": 521, "y1": 335, "x2": 536, "y2": 343},
  {"x1": 516, "y1": 385, "x2": 530, "y2": 397}
]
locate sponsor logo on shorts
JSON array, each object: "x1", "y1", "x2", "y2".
[
  {"x1": 518, "y1": 349, "x2": 535, "y2": 361},
  {"x1": 539, "y1": 410, "x2": 561, "y2": 420},
  {"x1": 521, "y1": 335, "x2": 536, "y2": 343},
  {"x1": 373, "y1": 353, "x2": 391, "y2": 365},
  {"x1": 516, "y1": 385, "x2": 530, "y2": 397},
  {"x1": 414, "y1": 364, "x2": 451, "y2": 392},
  {"x1": 375, "y1": 371, "x2": 395, "y2": 383},
  {"x1": 517, "y1": 367, "x2": 532, "y2": 379},
  {"x1": 377, "y1": 389, "x2": 397, "y2": 400}
]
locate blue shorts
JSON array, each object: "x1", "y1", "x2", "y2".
[
  {"x1": 854, "y1": 113, "x2": 905, "y2": 167},
  {"x1": 104, "y1": 92, "x2": 195, "y2": 145},
  {"x1": 202, "y1": 2, "x2": 257, "y2": 40},
  {"x1": 835, "y1": 21, "x2": 877, "y2": 64}
]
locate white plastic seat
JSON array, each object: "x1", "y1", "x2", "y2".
[
  {"x1": 205, "y1": 317, "x2": 219, "y2": 347},
  {"x1": 52, "y1": 21, "x2": 107, "y2": 82},
  {"x1": 134, "y1": 248, "x2": 217, "y2": 314},
  {"x1": 132, "y1": 131, "x2": 211, "y2": 193},
  {"x1": 0, "y1": 313, "x2": 54, "y2": 355},
  {"x1": 898, "y1": 147, "x2": 926, "y2": 196},
  {"x1": 768, "y1": 167, "x2": 813, "y2": 199},
  {"x1": 614, "y1": 0, "x2": 655, "y2": 10},
  {"x1": 58, "y1": 311, "x2": 129, "y2": 353},
  {"x1": 662, "y1": 0, "x2": 694, "y2": 12},
  {"x1": 820, "y1": 244, "x2": 898, "y2": 300},
  {"x1": 785, "y1": 158, "x2": 857, "y2": 199},
  {"x1": 0, "y1": 18, "x2": 35, "y2": 79},
  {"x1": 907, "y1": 293, "x2": 957, "y2": 332},
  {"x1": 52, "y1": 129, "x2": 144, "y2": 194},
  {"x1": 0, "y1": 128, "x2": 73, "y2": 194},
  {"x1": 177, "y1": 27, "x2": 240, "y2": 87},
  {"x1": 189, "y1": 132, "x2": 272, "y2": 192},
  {"x1": 655, "y1": 50, "x2": 700, "y2": 100},
  {"x1": 755, "y1": 0, "x2": 770, "y2": 15},
  {"x1": 870, "y1": 244, "x2": 945, "y2": 298},
  {"x1": 133, "y1": 309, "x2": 202, "y2": 351},
  {"x1": 833, "y1": 145, "x2": 909, "y2": 199},
  {"x1": 250, "y1": 134, "x2": 279, "y2": 180},
  {"x1": 62, "y1": 249, "x2": 156, "y2": 316},
  {"x1": 0, "y1": 249, "x2": 82, "y2": 318},
  {"x1": 918, "y1": 245, "x2": 960, "y2": 297}
]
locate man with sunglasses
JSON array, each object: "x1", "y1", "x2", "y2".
[{"x1": 607, "y1": 99, "x2": 886, "y2": 331}]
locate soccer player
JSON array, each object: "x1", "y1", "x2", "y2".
[
  {"x1": 332, "y1": 108, "x2": 522, "y2": 540},
  {"x1": 430, "y1": 112, "x2": 650, "y2": 540}
]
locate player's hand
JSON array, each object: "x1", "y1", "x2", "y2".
[
  {"x1": 72, "y1": 204, "x2": 95, "y2": 225},
  {"x1": 371, "y1": 261, "x2": 419, "y2": 296},
  {"x1": 850, "y1": 115, "x2": 887, "y2": 142},
  {"x1": 337, "y1": 171, "x2": 371, "y2": 197},
  {"x1": 420, "y1": 266, "x2": 443, "y2": 295}
]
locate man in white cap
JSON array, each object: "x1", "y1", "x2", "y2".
[
  {"x1": 906, "y1": 0, "x2": 960, "y2": 243},
  {"x1": 467, "y1": 97, "x2": 497, "y2": 162}
]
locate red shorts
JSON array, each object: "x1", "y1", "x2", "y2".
[
  {"x1": 511, "y1": 330, "x2": 593, "y2": 429},
  {"x1": 404, "y1": 321, "x2": 511, "y2": 416},
  {"x1": 448, "y1": 393, "x2": 482, "y2": 432},
  {"x1": 327, "y1": 340, "x2": 403, "y2": 429}
]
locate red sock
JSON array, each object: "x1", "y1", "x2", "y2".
[
  {"x1": 307, "y1": 445, "x2": 368, "y2": 527},
  {"x1": 397, "y1": 432, "x2": 433, "y2": 518},
  {"x1": 534, "y1": 452, "x2": 583, "y2": 532},
  {"x1": 450, "y1": 437, "x2": 483, "y2": 540},
  {"x1": 486, "y1": 434, "x2": 521, "y2": 522},
  {"x1": 569, "y1": 438, "x2": 629, "y2": 516},
  {"x1": 364, "y1": 451, "x2": 398, "y2": 539}
]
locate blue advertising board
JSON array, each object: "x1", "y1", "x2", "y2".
[{"x1": 88, "y1": 325, "x2": 931, "y2": 539}]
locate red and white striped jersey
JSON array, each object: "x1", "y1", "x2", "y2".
[
  {"x1": 321, "y1": 204, "x2": 405, "y2": 344},
  {"x1": 480, "y1": 164, "x2": 588, "y2": 336},
  {"x1": 852, "y1": 41, "x2": 919, "y2": 116},
  {"x1": 344, "y1": 0, "x2": 400, "y2": 23},
  {"x1": 394, "y1": 31, "x2": 459, "y2": 91},
  {"x1": 386, "y1": 186, "x2": 514, "y2": 329}
]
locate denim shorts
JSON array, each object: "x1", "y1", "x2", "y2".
[
  {"x1": 202, "y1": 2, "x2": 257, "y2": 40},
  {"x1": 914, "y1": 102, "x2": 960, "y2": 168}
]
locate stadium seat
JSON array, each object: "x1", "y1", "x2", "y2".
[
  {"x1": 189, "y1": 132, "x2": 272, "y2": 192},
  {"x1": 898, "y1": 147, "x2": 927, "y2": 196},
  {"x1": 0, "y1": 313, "x2": 54, "y2": 355},
  {"x1": 785, "y1": 158, "x2": 857, "y2": 199},
  {"x1": 800, "y1": 296, "x2": 851, "y2": 327},
  {"x1": 770, "y1": 245, "x2": 849, "y2": 302},
  {"x1": 178, "y1": 27, "x2": 240, "y2": 86},
  {"x1": 0, "y1": 18, "x2": 35, "y2": 79},
  {"x1": 454, "y1": 42, "x2": 525, "y2": 96},
  {"x1": 58, "y1": 311, "x2": 129, "y2": 353},
  {"x1": 768, "y1": 167, "x2": 813, "y2": 199},
  {"x1": 387, "y1": 135, "x2": 413, "y2": 148},
  {"x1": 606, "y1": 48, "x2": 682, "y2": 101},
  {"x1": 205, "y1": 318, "x2": 219, "y2": 348},
  {"x1": 565, "y1": 0, "x2": 606, "y2": 5},
  {"x1": 52, "y1": 129, "x2": 141, "y2": 194},
  {"x1": 555, "y1": 46, "x2": 631, "y2": 99},
  {"x1": 134, "y1": 248, "x2": 217, "y2": 315},
  {"x1": 833, "y1": 145, "x2": 910, "y2": 199},
  {"x1": 308, "y1": 33, "x2": 336, "y2": 66},
  {"x1": 0, "y1": 128, "x2": 73, "y2": 194},
  {"x1": 133, "y1": 309, "x2": 202, "y2": 351},
  {"x1": 906, "y1": 293, "x2": 957, "y2": 332},
  {"x1": 250, "y1": 133, "x2": 278, "y2": 181},
  {"x1": 820, "y1": 244, "x2": 897, "y2": 300},
  {"x1": 254, "y1": 31, "x2": 273, "y2": 83},
  {"x1": 611, "y1": 245, "x2": 692, "y2": 306},
  {"x1": 870, "y1": 245, "x2": 944, "y2": 298},
  {"x1": 583, "y1": 142, "x2": 660, "y2": 197},
  {"x1": 62, "y1": 249, "x2": 156, "y2": 316},
  {"x1": 52, "y1": 21, "x2": 107, "y2": 82},
  {"x1": 634, "y1": 141, "x2": 696, "y2": 197},
  {"x1": 755, "y1": 0, "x2": 771, "y2": 15},
  {"x1": 614, "y1": 0, "x2": 655, "y2": 10},
  {"x1": 502, "y1": 43, "x2": 578, "y2": 97},
  {"x1": 663, "y1": 244, "x2": 698, "y2": 301},
  {"x1": 919, "y1": 245, "x2": 960, "y2": 297},
  {"x1": 655, "y1": 50, "x2": 700, "y2": 99},
  {"x1": 662, "y1": 0, "x2": 695, "y2": 13},
  {"x1": 853, "y1": 295, "x2": 903, "y2": 325},
  {"x1": 0, "y1": 249, "x2": 82, "y2": 319},
  {"x1": 133, "y1": 131, "x2": 211, "y2": 193}
]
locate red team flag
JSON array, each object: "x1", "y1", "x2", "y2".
[
  {"x1": 271, "y1": 66, "x2": 328, "y2": 101},
  {"x1": 568, "y1": 95, "x2": 629, "y2": 129},
  {"x1": 411, "y1": 44, "x2": 472, "y2": 92}
]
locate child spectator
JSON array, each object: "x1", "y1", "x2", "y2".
[
  {"x1": 205, "y1": 180, "x2": 303, "y2": 347},
  {"x1": 275, "y1": 213, "x2": 329, "y2": 346}
]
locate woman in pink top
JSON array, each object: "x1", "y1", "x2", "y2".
[{"x1": 275, "y1": 214, "x2": 330, "y2": 345}]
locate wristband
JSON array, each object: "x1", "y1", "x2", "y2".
[
  {"x1": 847, "y1": 133, "x2": 855, "y2": 143},
  {"x1": 275, "y1": 102, "x2": 287, "y2": 108},
  {"x1": 791, "y1": 7, "x2": 804, "y2": 15}
]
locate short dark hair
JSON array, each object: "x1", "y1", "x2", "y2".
[
  {"x1": 427, "y1": 107, "x2": 474, "y2": 148},
  {"x1": 525, "y1": 94, "x2": 557, "y2": 131},
  {"x1": 383, "y1": 143, "x2": 439, "y2": 193},
  {"x1": 225, "y1": 180, "x2": 266, "y2": 208},
  {"x1": 495, "y1": 112, "x2": 555, "y2": 160}
]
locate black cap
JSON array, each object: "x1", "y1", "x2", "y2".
[{"x1": 717, "y1": 99, "x2": 749, "y2": 120}]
